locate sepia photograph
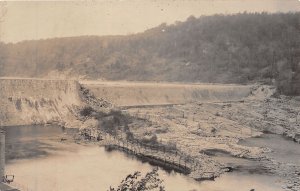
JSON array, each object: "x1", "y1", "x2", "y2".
[{"x1": 0, "y1": 0, "x2": 299, "y2": 190}]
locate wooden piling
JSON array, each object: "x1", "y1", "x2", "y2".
[{"x1": 0, "y1": 129, "x2": 5, "y2": 181}]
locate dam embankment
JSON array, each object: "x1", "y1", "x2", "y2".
[
  {"x1": 81, "y1": 81, "x2": 253, "y2": 107},
  {"x1": 0, "y1": 78, "x2": 83, "y2": 126}
]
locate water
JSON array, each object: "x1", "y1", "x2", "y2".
[
  {"x1": 4, "y1": 125, "x2": 284, "y2": 191},
  {"x1": 239, "y1": 133, "x2": 300, "y2": 166},
  {"x1": 202, "y1": 149, "x2": 270, "y2": 174},
  {"x1": 5, "y1": 125, "x2": 75, "y2": 161}
]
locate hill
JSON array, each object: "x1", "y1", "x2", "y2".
[{"x1": 0, "y1": 12, "x2": 299, "y2": 95}]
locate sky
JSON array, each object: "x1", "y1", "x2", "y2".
[{"x1": 0, "y1": 0, "x2": 299, "y2": 43}]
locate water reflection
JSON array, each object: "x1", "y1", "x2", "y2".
[{"x1": 4, "y1": 125, "x2": 77, "y2": 162}]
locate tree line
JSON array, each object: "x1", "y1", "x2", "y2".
[{"x1": 0, "y1": 12, "x2": 299, "y2": 95}]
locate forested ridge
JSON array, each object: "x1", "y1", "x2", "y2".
[{"x1": 0, "y1": 12, "x2": 299, "y2": 95}]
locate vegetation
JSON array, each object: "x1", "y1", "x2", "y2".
[
  {"x1": 98, "y1": 110, "x2": 133, "y2": 136},
  {"x1": 0, "y1": 12, "x2": 299, "y2": 95},
  {"x1": 108, "y1": 168, "x2": 165, "y2": 191},
  {"x1": 79, "y1": 106, "x2": 94, "y2": 117}
]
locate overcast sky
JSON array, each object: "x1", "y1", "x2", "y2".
[{"x1": 0, "y1": 0, "x2": 299, "y2": 43}]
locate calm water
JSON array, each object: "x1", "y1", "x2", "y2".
[
  {"x1": 239, "y1": 133, "x2": 300, "y2": 166},
  {"x1": 4, "y1": 125, "x2": 284, "y2": 191}
]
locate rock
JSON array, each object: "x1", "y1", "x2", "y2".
[
  {"x1": 215, "y1": 112, "x2": 222, "y2": 117},
  {"x1": 287, "y1": 184, "x2": 293, "y2": 189}
]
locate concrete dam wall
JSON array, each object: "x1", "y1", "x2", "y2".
[
  {"x1": 0, "y1": 78, "x2": 83, "y2": 126},
  {"x1": 82, "y1": 81, "x2": 253, "y2": 107},
  {"x1": 0, "y1": 79, "x2": 255, "y2": 126}
]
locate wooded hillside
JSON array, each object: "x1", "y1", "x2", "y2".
[{"x1": 0, "y1": 12, "x2": 299, "y2": 95}]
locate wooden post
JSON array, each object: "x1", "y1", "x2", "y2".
[{"x1": 0, "y1": 128, "x2": 5, "y2": 181}]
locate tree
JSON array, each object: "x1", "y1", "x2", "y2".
[{"x1": 109, "y1": 168, "x2": 165, "y2": 191}]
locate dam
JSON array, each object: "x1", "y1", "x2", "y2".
[
  {"x1": 0, "y1": 78, "x2": 83, "y2": 127},
  {"x1": 0, "y1": 78, "x2": 255, "y2": 127},
  {"x1": 80, "y1": 81, "x2": 253, "y2": 107}
]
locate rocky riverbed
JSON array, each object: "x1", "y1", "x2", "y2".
[{"x1": 107, "y1": 85, "x2": 300, "y2": 190}]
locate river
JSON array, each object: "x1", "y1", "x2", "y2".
[{"x1": 4, "y1": 125, "x2": 285, "y2": 191}]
